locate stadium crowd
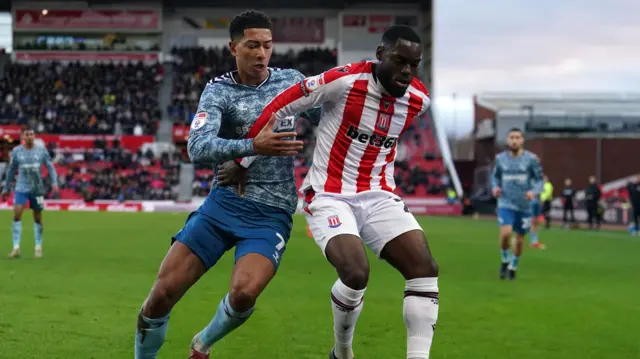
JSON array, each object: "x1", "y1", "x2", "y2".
[
  {"x1": 0, "y1": 46, "x2": 449, "y2": 200},
  {"x1": 0, "y1": 62, "x2": 163, "y2": 135}
]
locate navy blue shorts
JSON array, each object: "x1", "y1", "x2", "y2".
[
  {"x1": 14, "y1": 192, "x2": 44, "y2": 211},
  {"x1": 497, "y1": 208, "x2": 532, "y2": 235},
  {"x1": 172, "y1": 188, "x2": 293, "y2": 271}
]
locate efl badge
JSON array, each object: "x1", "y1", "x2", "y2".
[
  {"x1": 304, "y1": 74, "x2": 324, "y2": 93},
  {"x1": 327, "y1": 215, "x2": 342, "y2": 228},
  {"x1": 376, "y1": 113, "x2": 391, "y2": 131},
  {"x1": 191, "y1": 112, "x2": 208, "y2": 130}
]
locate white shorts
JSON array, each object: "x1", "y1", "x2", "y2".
[{"x1": 303, "y1": 190, "x2": 423, "y2": 257}]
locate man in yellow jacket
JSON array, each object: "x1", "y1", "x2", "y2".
[{"x1": 539, "y1": 176, "x2": 554, "y2": 229}]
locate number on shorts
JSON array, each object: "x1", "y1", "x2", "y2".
[
  {"x1": 273, "y1": 233, "x2": 286, "y2": 264},
  {"x1": 521, "y1": 217, "x2": 532, "y2": 229},
  {"x1": 275, "y1": 233, "x2": 285, "y2": 250},
  {"x1": 35, "y1": 196, "x2": 44, "y2": 206}
]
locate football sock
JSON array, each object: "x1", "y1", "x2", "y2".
[
  {"x1": 331, "y1": 279, "x2": 365, "y2": 359},
  {"x1": 34, "y1": 223, "x2": 43, "y2": 247},
  {"x1": 500, "y1": 248, "x2": 510, "y2": 263},
  {"x1": 404, "y1": 277, "x2": 439, "y2": 359},
  {"x1": 134, "y1": 310, "x2": 170, "y2": 359},
  {"x1": 530, "y1": 231, "x2": 538, "y2": 245},
  {"x1": 196, "y1": 293, "x2": 254, "y2": 353},
  {"x1": 12, "y1": 221, "x2": 21, "y2": 249},
  {"x1": 509, "y1": 256, "x2": 520, "y2": 270}
]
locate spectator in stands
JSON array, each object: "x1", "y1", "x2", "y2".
[{"x1": 0, "y1": 62, "x2": 163, "y2": 135}]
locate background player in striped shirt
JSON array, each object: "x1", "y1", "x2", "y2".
[
  {"x1": 491, "y1": 128, "x2": 543, "y2": 280},
  {"x1": 1, "y1": 128, "x2": 58, "y2": 258},
  {"x1": 133, "y1": 11, "x2": 321, "y2": 359},
  {"x1": 225, "y1": 25, "x2": 441, "y2": 359}
]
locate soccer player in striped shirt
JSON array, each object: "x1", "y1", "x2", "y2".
[
  {"x1": 1, "y1": 128, "x2": 58, "y2": 259},
  {"x1": 224, "y1": 25, "x2": 441, "y2": 359}
]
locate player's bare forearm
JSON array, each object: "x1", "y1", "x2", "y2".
[{"x1": 187, "y1": 136, "x2": 256, "y2": 164}]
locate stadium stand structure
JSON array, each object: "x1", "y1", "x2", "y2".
[{"x1": 471, "y1": 92, "x2": 640, "y2": 225}]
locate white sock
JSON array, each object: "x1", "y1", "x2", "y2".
[
  {"x1": 404, "y1": 277, "x2": 439, "y2": 359},
  {"x1": 330, "y1": 279, "x2": 365, "y2": 359}
]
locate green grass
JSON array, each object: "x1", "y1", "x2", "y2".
[{"x1": 0, "y1": 212, "x2": 638, "y2": 359}]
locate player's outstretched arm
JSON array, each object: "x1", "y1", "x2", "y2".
[{"x1": 236, "y1": 65, "x2": 354, "y2": 168}]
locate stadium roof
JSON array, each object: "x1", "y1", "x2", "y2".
[
  {"x1": 476, "y1": 92, "x2": 640, "y2": 114},
  {"x1": 6, "y1": 0, "x2": 426, "y2": 10}
]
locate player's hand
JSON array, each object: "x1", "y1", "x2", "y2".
[
  {"x1": 217, "y1": 160, "x2": 248, "y2": 197},
  {"x1": 253, "y1": 114, "x2": 303, "y2": 156},
  {"x1": 51, "y1": 184, "x2": 59, "y2": 194},
  {"x1": 525, "y1": 191, "x2": 534, "y2": 200},
  {"x1": 492, "y1": 187, "x2": 502, "y2": 198}
]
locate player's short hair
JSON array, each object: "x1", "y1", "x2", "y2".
[
  {"x1": 381, "y1": 25, "x2": 422, "y2": 46},
  {"x1": 21, "y1": 126, "x2": 34, "y2": 134},
  {"x1": 508, "y1": 127, "x2": 524, "y2": 135},
  {"x1": 229, "y1": 10, "x2": 273, "y2": 41}
]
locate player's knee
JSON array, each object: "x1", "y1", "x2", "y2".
[
  {"x1": 145, "y1": 278, "x2": 180, "y2": 317},
  {"x1": 338, "y1": 265, "x2": 369, "y2": 290},
  {"x1": 408, "y1": 256, "x2": 439, "y2": 279},
  {"x1": 228, "y1": 281, "x2": 260, "y2": 312}
]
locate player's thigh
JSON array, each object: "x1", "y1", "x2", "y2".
[
  {"x1": 512, "y1": 212, "x2": 532, "y2": 236},
  {"x1": 29, "y1": 193, "x2": 45, "y2": 212},
  {"x1": 13, "y1": 192, "x2": 28, "y2": 218},
  {"x1": 171, "y1": 210, "x2": 234, "y2": 271},
  {"x1": 305, "y1": 197, "x2": 369, "y2": 287},
  {"x1": 360, "y1": 196, "x2": 436, "y2": 279},
  {"x1": 497, "y1": 208, "x2": 515, "y2": 236},
  {"x1": 305, "y1": 196, "x2": 361, "y2": 257},
  {"x1": 233, "y1": 214, "x2": 292, "y2": 273}
]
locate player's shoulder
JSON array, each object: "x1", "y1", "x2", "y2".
[
  {"x1": 523, "y1": 150, "x2": 540, "y2": 161},
  {"x1": 199, "y1": 73, "x2": 235, "y2": 102},
  {"x1": 271, "y1": 67, "x2": 303, "y2": 79},
  {"x1": 495, "y1": 151, "x2": 507, "y2": 160},
  {"x1": 11, "y1": 145, "x2": 24, "y2": 154},
  {"x1": 410, "y1": 77, "x2": 430, "y2": 98},
  {"x1": 269, "y1": 67, "x2": 305, "y2": 86},
  {"x1": 321, "y1": 61, "x2": 373, "y2": 82}
]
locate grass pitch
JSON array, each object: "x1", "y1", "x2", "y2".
[{"x1": 0, "y1": 212, "x2": 638, "y2": 359}]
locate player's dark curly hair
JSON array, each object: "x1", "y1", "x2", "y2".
[
  {"x1": 381, "y1": 25, "x2": 422, "y2": 46},
  {"x1": 229, "y1": 10, "x2": 273, "y2": 41}
]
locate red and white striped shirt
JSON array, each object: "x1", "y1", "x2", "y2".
[{"x1": 243, "y1": 61, "x2": 430, "y2": 195}]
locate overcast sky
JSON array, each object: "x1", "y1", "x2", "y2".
[{"x1": 432, "y1": 0, "x2": 640, "y2": 137}]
